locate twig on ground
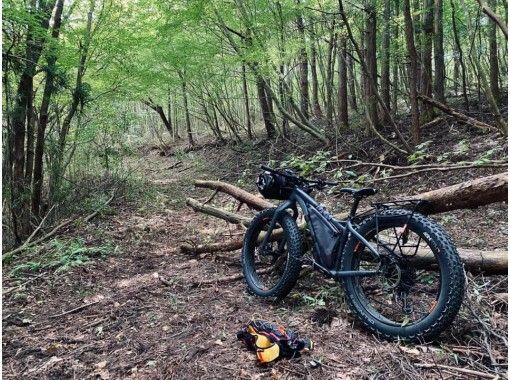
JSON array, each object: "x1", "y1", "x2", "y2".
[
  {"x1": 48, "y1": 301, "x2": 100, "y2": 319},
  {"x1": 84, "y1": 191, "x2": 115, "y2": 222},
  {"x1": 3, "y1": 273, "x2": 45, "y2": 295},
  {"x1": 415, "y1": 363, "x2": 498, "y2": 379}
]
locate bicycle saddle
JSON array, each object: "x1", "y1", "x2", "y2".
[{"x1": 338, "y1": 187, "x2": 378, "y2": 197}]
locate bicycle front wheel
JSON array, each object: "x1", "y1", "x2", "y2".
[
  {"x1": 341, "y1": 209, "x2": 465, "y2": 341},
  {"x1": 241, "y1": 208, "x2": 303, "y2": 299}
]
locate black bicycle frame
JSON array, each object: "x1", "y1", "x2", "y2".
[{"x1": 260, "y1": 187, "x2": 381, "y2": 279}]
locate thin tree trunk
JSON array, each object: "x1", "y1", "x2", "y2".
[
  {"x1": 325, "y1": 28, "x2": 337, "y2": 135},
  {"x1": 347, "y1": 50, "x2": 358, "y2": 112},
  {"x1": 310, "y1": 38, "x2": 323, "y2": 117},
  {"x1": 451, "y1": 0, "x2": 469, "y2": 110},
  {"x1": 25, "y1": 79, "x2": 35, "y2": 186},
  {"x1": 180, "y1": 75, "x2": 194, "y2": 146},
  {"x1": 420, "y1": 0, "x2": 434, "y2": 123},
  {"x1": 256, "y1": 76, "x2": 276, "y2": 139},
  {"x1": 365, "y1": 0, "x2": 379, "y2": 127},
  {"x1": 404, "y1": 0, "x2": 421, "y2": 144},
  {"x1": 488, "y1": 0, "x2": 500, "y2": 104},
  {"x1": 337, "y1": 36, "x2": 348, "y2": 128},
  {"x1": 392, "y1": 0, "x2": 400, "y2": 117},
  {"x1": 241, "y1": 63, "x2": 253, "y2": 139},
  {"x1": 297, "y1": 5, "x2": 310, "y2": 119},
  {"x1": 433, "y1": 0, "x2": 446, "y2": 102},
  {"x1": 381, "y1": 0, "x2": 392, "y2": 121}
]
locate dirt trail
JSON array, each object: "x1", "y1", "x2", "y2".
[{"x1": 3, "y1": 150, "x2": 508, "y2": 379}]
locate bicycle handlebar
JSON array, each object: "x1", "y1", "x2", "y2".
[{"x1": 260, "y1": 165, "x2": 339, "y2": 188}]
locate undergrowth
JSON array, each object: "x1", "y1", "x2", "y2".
[{"x1": 8, "y1": 238, "x2": 117, "y2": 276}]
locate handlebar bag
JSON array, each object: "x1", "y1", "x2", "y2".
[
  {"x1": 256, "y1": 172, "x2": 293, "y2": 200},
  {"x1": 308, "y1": 205, "x2": 345, "y2": 268}
]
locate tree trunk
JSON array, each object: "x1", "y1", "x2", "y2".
[
  {"x1": 365, "y1": 0, "x2": 379, "y2": 128},
  {"x1": 24, "y1": 78, "x2": 35, "y2": 186},
  {"x1": 403, "y1": 0, "x2": 421, "y2": 145},
  {"x1": 433, "y1": 0, "x2": 446, "y2": 102},
  {"x1": 488, "y1": 0, "x2": 500, "y2": 104},
  {"x1": 32, "y1": 0, "x2": 67, "y2": 216},
  {"x1": 180, "y1": 75, "x2": 194, "y2": 146},
  {"x1": 450, "y1": 0, "x2": 469, "y2": 110},
  {"x1": 310, "y1": 39, "x2": 323, "y2": 117},
  {"x1": 256, "y1": 75, "x2": 277, "y2": 139},
  {"x1": 11, "y1": 0, "x2": 55, "y2": 240},
  {"x1": 392, "y1": 0, "x2": 400, "y2": 117},
  {"x1": 420, "y1": 0, "x2": 435, "y2": 123},
  {"x1": 144, "y1": 99, "x2": 174, "y2": 137},
  {"x1": 337, "y1": 36, "x2": 349, "y2": 129},
  {"x1": 347, "y1": 50, "x2": 358, "y2": 112},
  {"x1": 297, "y1": 7, "x2": 310, "y2": 119},
  {"x1": 325, "y1": 28, "x2": 337, "y2": 135},
  {"x1": 241, "y1": 63, "x2": 253, "y2": 139},
  {"x1": 381, "y1": 0, "x2": 392, "y2": 121}
]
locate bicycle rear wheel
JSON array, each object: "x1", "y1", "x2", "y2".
[
  {"x1": 341, "y1": 209, "x2": 465, "y2": 341},
  {"x1": 242, "y1": 208, "x2": 303, "y2": 299}
]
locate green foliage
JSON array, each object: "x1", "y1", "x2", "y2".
[
  {"x1": 408, "y1": 140, "x2": 433, "y2": 163},
  {"x1": 473, "y1": 146, "x2": 504, "y2": 165},
  {"x1": 10, "y1": 238, "x2": 116, "y2": 276},
  {"x1": 279, "y1": 151, "x2": 332, "y2": 175}
]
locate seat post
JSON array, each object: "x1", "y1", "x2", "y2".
[{"x1": 349, "y1": 196, "x2": 362, "y2": 219}]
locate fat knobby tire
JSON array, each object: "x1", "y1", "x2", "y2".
[
  {"x1": 341, "y1": 209, "x2": 465, "y2": 342},
  {"x1": 242, "y1": 208, "x2": 303, "y2": 299}
]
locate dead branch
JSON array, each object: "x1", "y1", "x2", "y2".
[
  {"x1": 333, "y1": 159, "x2": 506, "y2": 171},
  {"x1": 181, "y1": 239, "x2": 244, "y2": 254},
  {"x1": 415, "y1": 363, "x2": 498, "y2": 379},
  {"x1": 194, "y1": 180, "x2": 273, "y2": 210},
  {"x1": 48, "y1": 300, "x2": 100, "y2": 319},
  {"x1": 418, "y1": 95, "x2": 499, "y2": 132},
  {"x1": 369, "y1": 163, "x2": 507, "y2": 183},
  {"x1": 476, "y1": 0, "x2": 508, "y2": 39},
  {"x1": 185, "y1": 198, "x2": 251, "y2": 226}
]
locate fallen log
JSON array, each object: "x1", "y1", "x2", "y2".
[
  {"x1": 191, "y1": 173, "x2": 507, "y2": 220},
  {"x1": 181, "y1": 239, "x2": 244, "y2": 254},
  {"x1": 412, "y1": 172, "x2": 507, "y2": 214},
  {"x1": 417, "y1": 95, "x2": 499, "y2": 132},
  {"x1": 185, "y1": 198, "x2": 251, "y2": 226},
  {"x1": 411, "y1": 248, "x2": 507, "y2": 275},
  {"x1": 194, "y1": 180, "x2": 273, "y2": 210},
  {"x1": 182, "y1": 240, "x2": 506, "y2": 275}
]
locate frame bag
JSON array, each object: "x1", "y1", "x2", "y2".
[{"x1": 308, "y1": 205, "x2": 345, "y2": 268}]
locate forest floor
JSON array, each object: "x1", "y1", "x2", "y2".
[{"x1": 2, "y1": 120, "x2": 509, "y2": 379}]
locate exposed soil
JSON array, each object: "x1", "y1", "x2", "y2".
[{"x1": 3, "y1": 121, "x2": 508, "y2": 379}]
